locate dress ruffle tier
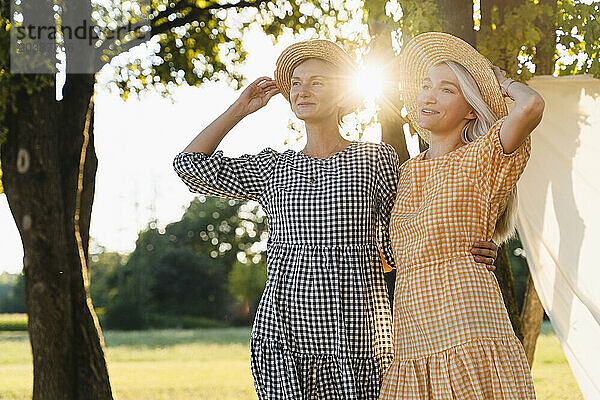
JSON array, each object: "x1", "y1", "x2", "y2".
[{"x1": 381, "y1": 336, "x2": 535, "y2": 399}]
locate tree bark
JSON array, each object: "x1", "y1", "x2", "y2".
[
  {"x1": 439, "y1": 0, "x2": 476, "y2": 47},
  {"x1": 492, "y1": 244, "x2": 524, "y2": 341},
  {"x1": 379, "y1": 95, "x2": 411, "y2": 304},
  {"x1": 520, "y1": 275, "x2": 545, "y2": 365},
  {"x1": 532, "y1": 0, "x2": 557, "y2": 75},
  {"x1": 365, "y1": 19, "x2": 411, "y2": 304},
  {"x1": 480, "y1": 0, "x2": 492, "y2": 31},
  {"x1": 1, "y1": 0, "x2": 113, "y2": 395},
  {"x1": 1, "y1": 72, "x2": 112, "y2": 399}
]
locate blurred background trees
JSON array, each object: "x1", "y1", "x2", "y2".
[
  {"x1": 84, "y1": 196, "x2": 268, "y2": 330},
  {"x1": 0, "y1": 272, "x2": 25, "y2": 313}
]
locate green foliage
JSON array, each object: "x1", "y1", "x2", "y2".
[
  {"x1": 167, "y1": 196, "x2": 266, "y2": 269},
  {"x1": 94, "y1": 196, "x2": 268, "y2": 329},
  {"x1": 390, "y1": 0, "x2": 599, "y2": 79},
  {"x1": 104, "y1": 0, "x2": 366, "y2": 98},
  {"x1": 0, "y1": 273, "x2": 25, "y2": 314},
  {"x1": 0, "y1": 272, "x2": 17, "y2": 297},
  {"x1": 228, "y1": 260, "x2": 267, "y2": 318},
  {"x1": 477, "y1": 2, "x2": 552, "y2": 80},
  {"x1": 151, "y1": 248, "x2": 228, "y2": 318},
  {"x1": 474, "y1": 0, "x2": 600, "y2": 79},
  {"x1": 555, "y1": 0, "x2": 600, "y2": 76},
  {"x1": 102, "y1": 294, "x2": 146, "y2": 330},
  {"x1": 89, "y1": 251, "x2": 127, "y2": 309},
  {"x1": 0, "y1": 313, "x2": 27, "y2": 331},
  {"x1": 382, "y1": 0, "x2": 441, "y2": 36}
]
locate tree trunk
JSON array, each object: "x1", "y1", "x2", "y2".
[
  {"x1": 366, "y1": 23, "x2": 412, "y2": 304},
  {"x1": 1, "y1": 73, "x2": 112, "y2": 399},
  {"x1": 381, "y1": 117, "x2": 410, "y2": 162},
  {"x1": 480, "y1": 0, "x2": 492, "y2": 31},
  {"x1": 492, "y1": 244, "x2": 524, "y2": 341},
  {"x1": 380, "y1": 98, "x2": 411, "y2": 305},
  {"x1": 1, "y1": 0, "x2": 113, "y2": 395},
  {"x1": 439, "y1": 0, "x2": 476, "y2": 47},
  {"x1": 520, "y1": 275, "x2": 545, "y2": 365},
  {"x1": 532, "y1": 0, "x2": 557, "y2": 75}
]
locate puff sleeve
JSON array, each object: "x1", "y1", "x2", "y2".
[
  {"x1": 473, "y1": 117, "x2": 532, "y2": 204},
  {"x1": 173, "y1": 148, "x2": 280, "y2": 201}
]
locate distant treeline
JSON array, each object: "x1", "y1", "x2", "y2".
[
  {"x1": 1, "y1": 196, "x2": 268, "y2": 330},
  {"x1": 1, "y1": 196, "x2": 532, "y2": 330},
  {"x1": 87, "y1": 196, "x2": 269, "y2": 330},
  {"x1": 0, "y1": 272, "x2": 25, "y2": 313}
]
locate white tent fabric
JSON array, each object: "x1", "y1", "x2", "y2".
[{"x1": 516, "y1": 75, "x2": 600, "y2": 399}]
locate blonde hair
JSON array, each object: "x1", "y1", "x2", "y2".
[
  {"x1": 290, "y1": 57, "x2": 358, "y2": 126},
  {"x1": 441, "y1": 60, "x2": 517, "y2": 244}
]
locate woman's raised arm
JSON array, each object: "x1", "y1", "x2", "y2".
[{"x1": 493, "y1": 66, "x2": 545, "y2": 154}]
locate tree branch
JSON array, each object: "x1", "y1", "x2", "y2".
[
  {"x1": 151, "y1": 0, "x2": 270, "y2": 36},
  {"x1": 95, "y1": 0, "x2": 270, "y2": 66}
]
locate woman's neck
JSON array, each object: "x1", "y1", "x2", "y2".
[
  {"x1": 303, "y1": 119, "x2": 348, "y2": 158},
  {"x1": 425, "y1": 128, "x2": 464, "y2": 159}
]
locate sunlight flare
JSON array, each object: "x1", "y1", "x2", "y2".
[{"x1": 352, "y1": 64, "x2": 385, "y2": 101}]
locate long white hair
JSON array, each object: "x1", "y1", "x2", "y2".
[{"x1": 441, "y1": 60, "x2": 518, "y2": 244}]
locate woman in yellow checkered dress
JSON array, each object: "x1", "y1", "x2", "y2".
[{"x1": 379, "y1": 33, "x2": 545, "y2": 399}]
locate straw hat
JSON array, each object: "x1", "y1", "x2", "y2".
[
  {"x1": 274, "y1": 39, "x2": 357, "y2": 102},
  {"x1": 398, "y1": 32, "x2": 508, "y2": 143}
]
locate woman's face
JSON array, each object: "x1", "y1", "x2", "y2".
[
  {"x1": 289, "y1": 58, "x2": 343, "y2": 123},
  {"x1": 416, "y1": 63, "x2": 475, "y2": 135}
]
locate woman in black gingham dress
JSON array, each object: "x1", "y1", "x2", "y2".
[{"x1": 173, "y1": 40, "x2": 498, "y2": 399}]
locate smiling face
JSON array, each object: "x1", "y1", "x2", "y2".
[
  {"x1": 289, "y1": 58, "x2": 344, "y2": 123},
  {"x1": 416, "y1": 63, "x2": 476, "y2": 137}
]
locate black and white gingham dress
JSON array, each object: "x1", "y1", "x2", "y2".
[{"x1": 174, "y1": 141, "x2": 398, "y2": 399}]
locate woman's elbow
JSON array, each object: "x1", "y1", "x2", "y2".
[
  {"x1": 524, "y1": 93, "x2": 545, "y2": 120},
  {"x1": 513, "y1": 93, "x2": 545, "y2": 131}
]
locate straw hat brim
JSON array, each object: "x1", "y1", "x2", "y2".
[
  {"x1": 398, "y1": 32, "x2": 508, "y2": 143},
  {"x1": 274, "y1": 40, "x2": 357, "y2": 103}
]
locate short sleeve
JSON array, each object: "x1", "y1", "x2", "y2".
[
  {"x1": 173, "y1": 148, "x2": 280, "y2": 201},
  {"x1": 375, "y1": 142, "x2": 400, "y2": 271},
  {"x1": 474, "y1": 117, "x2": 531, "y2": 203}
]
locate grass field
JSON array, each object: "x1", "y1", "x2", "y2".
[
  {"x1": 0, "y1": 320, "x2": 583, "y2": 400},
  {"x1": 0, "y1": 314, "x2": 27, "y2": 331}
]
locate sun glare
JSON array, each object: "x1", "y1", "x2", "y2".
[{"x1": 352, "y1": 64, "x2": 385, "y2": 100}]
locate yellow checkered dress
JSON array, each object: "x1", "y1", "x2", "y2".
[{"x1": 380, "y1": 118, "x2": 536, "y2": 399}]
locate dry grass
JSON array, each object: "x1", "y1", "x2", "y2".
[{"x1": 0, "y1": 322, "x2": 583, "y2": 399}]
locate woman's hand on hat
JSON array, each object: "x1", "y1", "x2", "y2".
[
  {"x1": 491, "y1": 65, "x2": 515, "y2": 98},
  {"x1": 231, "y1": 77, "x2": 280, "y2": 118}
]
